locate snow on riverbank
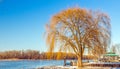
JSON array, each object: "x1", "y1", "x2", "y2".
[{"x1": 38, "y1": 66, "x2": 114, "y2": 69}]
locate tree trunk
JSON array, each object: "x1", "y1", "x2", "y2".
[{"x1": 77, "y1": 55, "x2": 83, "y2": 67}]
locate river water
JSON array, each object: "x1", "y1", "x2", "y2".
[
  {"x1": 0, "y1": 60, "x2": 64, "y2": 69},
  {"x1": 0, "y1": 60, "x2": 120, "y2": 69}
]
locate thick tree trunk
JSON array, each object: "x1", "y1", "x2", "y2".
[{"x1": 77, "y1": 55, "x2": 83, "y2": 67}]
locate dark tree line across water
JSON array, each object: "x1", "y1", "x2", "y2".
[{"x1": 0, "y1": 50, "x2": 94, "y2": 60}]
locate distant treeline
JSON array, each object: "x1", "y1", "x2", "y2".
[{"x1": 0, "y1": 50, "x2": 94, "y2": 60}]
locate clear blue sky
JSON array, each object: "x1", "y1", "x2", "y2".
[{"x1": 0, "y1": 0, "x2": 120, "y2": 52}]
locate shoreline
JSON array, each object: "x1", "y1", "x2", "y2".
[{"x1": 0, "y1": 59, "x2": 41, "y2": 61}]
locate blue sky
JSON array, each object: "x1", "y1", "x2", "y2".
[{"x1": 0, "y1": 0, "x2": 120, "y2": 52}]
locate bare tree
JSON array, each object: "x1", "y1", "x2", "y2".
[
  {"x1": 111, "y1": 45, "x2": 116, "y2": 53},
  {"x1": 45, "y1": 8, "x2": 111, "y2": 67},
  {"x1": 113, "y1": 44, "x2": 120, "y2": 55}
]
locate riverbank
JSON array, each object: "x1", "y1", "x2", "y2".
[
  {"x1": 0, "y1": 58, "x2": 41, "y2": 61},
  {"x1": 39, "y1": 66, "x2": 116, "y2": 69},
  {"x1": 0, "y1": 58, "x2": 20, "y2": 61}
]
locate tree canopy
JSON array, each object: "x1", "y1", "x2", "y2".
[{"x1": 45, "y1": 7, "x2": 111, "y2": 67}]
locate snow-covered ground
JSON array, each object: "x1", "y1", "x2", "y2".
[{"x1": 39, "y1": 66, "x2": 115, "y2": 69}]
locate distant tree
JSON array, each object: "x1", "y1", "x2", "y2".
[
  {"x1": 24, "y1": 50, "x2": 40, "y2": 59},
  {"x1": 111, "y1": 45, "x2": 116, "y2": 53},
  {"x1": 113, "y1": 44, "x2": 120, "y2": 55},
  {"x1": 0, "y1": 50, "x2": 41, "y2": 59},
  {"x1": 46, "y1": 7, "x2": 111, "y2": 67}
]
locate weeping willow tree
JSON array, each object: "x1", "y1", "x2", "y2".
[{"x1": 45, "y1": 7, "x2": 111, "y2": 67}]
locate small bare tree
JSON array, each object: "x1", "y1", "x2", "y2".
[
  {"x1": 45, "y1": 8, "x2": 111, "y2": 67},
  {"x1": 113, "y1": 44, "x2": 120, "y2": 55}
]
